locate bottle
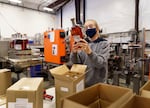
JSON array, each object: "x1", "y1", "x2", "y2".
[{"x1": 70, "y1": 18, "x2": 83, "y2": 39}]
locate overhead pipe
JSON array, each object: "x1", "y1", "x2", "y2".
[
  {"x1": 37, "y1": 1, "x2": 48, "y2": 11},
  {"x1": 55, "y1": 0, "x2": 71, "y2": 12},
  {"x1": 0, "y1": 1, "x2": 55, "y2": 14},
  {"x1": 83, "y1": 0, "x2": 86, "y2": 24},
  {"x1": 135, "y1": 0, "x2": 139, "y2": 33},
  {"x1": 75, "y1": 0, "x2": 81, "y2": 24},
  {"x1": 60, "y1": 7, "x2": 63, "y2": 28}
]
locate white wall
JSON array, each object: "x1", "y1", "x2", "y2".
[
  {"x1": 0, "y1": 3, "x2": 56, "y2": 38},
  {"x1": 56, "y1": 0, "x2": 135, "y2": 34},
  {"x1": 56, "y1": 0, "x2": 75, "y2": 29},
  {"x1": 86, "y1": 0, "x2": 135, "y2": 33},
  {"x1": 55, "y1": 9, "x2": 61, "y2": 29},
  {"x1": 62, "y1": 0, "x2": 75, "y2": 29},
  {"x1": 139, "y1": 0, "x2": 150, "y2": 30}
]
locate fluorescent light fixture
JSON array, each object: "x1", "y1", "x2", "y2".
[
  {"x1": 43, "y1": 7, "x2": 54, "y2": 12},
  {"x1": 9, "y1": 0, "x2": 22, "y2": 4}
]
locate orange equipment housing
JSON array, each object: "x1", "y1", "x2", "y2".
[{"x1": 44, "y1": 29, "x2": 66, "y2": 64}]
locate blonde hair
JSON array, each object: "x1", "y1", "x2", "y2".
[
  {"x1": 85, "y1": 19, "x2": 100, "y2": 30},
  {"x1": 84, "y1": 19, "x2": 100, "y2": 37}
]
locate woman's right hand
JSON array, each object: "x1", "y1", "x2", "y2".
[{"x1": 72, "y1": 42, "x2": 79, "y2": 53}]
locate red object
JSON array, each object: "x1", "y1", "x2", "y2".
[
  {"x1": 70, "y1": 18, "x2": 83, "y2": 39},
  {"x1": 71, "y1": 25, "x2": 83, "y2": 38},
  {"x1": 11, "y1": 39, "x2": 28, "y2": 50},
  {"x1": 70, "y1": 18, "x2": 83, "y2": 51},
  {"x1": 43, "y1": 90, "x2": 53, "y2": 101}
]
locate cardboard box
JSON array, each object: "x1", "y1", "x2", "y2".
[
  {"x1": 50, "y1": 64, "x2": 87, "y2": 108},
  {"x1": 62, "y1": 83, "x2": 132, "y2": 108},
  {"x1": 0, "y1": 69, "x2": 12, "y2": 95},
  {"x1": 0, "y1": 95, "x2": 6, "y2": 106},
  {"x1": 139, "y1": 80, "x2": 150, "y2": 98},
  {"x1": 120, "y1": 95, "x2": 150, "y2": 108},
  {"x1": 6, "y1": 78, "x2": 43, "y2": 108}
]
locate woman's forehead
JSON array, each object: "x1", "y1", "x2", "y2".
[{"x1": 84, "y1": 20, "x2": 95, "y2": 26}]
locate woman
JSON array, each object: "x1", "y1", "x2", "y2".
[{"x1": 70, "y1": 19, "x2": 110, "y2": 87}]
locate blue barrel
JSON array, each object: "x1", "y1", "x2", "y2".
[{"x1": 30, "y1": 65, "x2": 42, "y2": 77}]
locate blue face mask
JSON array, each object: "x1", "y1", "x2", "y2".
[{"x1": 86, "y1": 28, "x2": 97, "y2": 38}]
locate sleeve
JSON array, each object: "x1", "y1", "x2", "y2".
[
  {"x1": 88, "y1": 41, "x2": 110, "y2": 68},
  {"x1": 70, "y1": 52, "x2": 83, "y2": 64}
]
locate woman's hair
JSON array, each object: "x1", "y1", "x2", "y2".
[
  {"x1": 85, "y1": 19, "x2": 100, "y2": 30},
  {"x1": 85, "y1": 19, "x2": 101, "y2": 38}
]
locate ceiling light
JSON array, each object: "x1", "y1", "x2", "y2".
[
  {"x1": 43, "y1": 7, "x2": 54, "y2": 12},
  {"x1": 9, "y1": 0, "x2": 22, "y2": 4}
]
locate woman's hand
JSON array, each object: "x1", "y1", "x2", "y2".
[
  {"x1": 72, "y1": 42, "x2": 79, "y2": 53},
  {"x1": 73, "y1": 39, "x2": 92, "y2": 54}
]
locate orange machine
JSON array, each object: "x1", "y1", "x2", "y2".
[{"x1": 44, "y1": 29, "x2": 67, "y2": 64}]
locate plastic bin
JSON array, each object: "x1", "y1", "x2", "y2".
[{"x1": 30, "y1": 65, "x2": 41, "y2": 77}]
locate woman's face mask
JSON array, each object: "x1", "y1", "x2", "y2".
[{"x1": 86, "y1": 28, "x2": 97, "y2": 38}]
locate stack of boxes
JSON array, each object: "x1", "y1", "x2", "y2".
[
  {"x1": 50, "y1": 64, "x2": 150, "y2": 108},
  {"x1": 118, "y1": 80, "x2": 150, "y2": 108},
  {"x1": 6, "y1": 78, "x2": 43, "y2": 108},
  {"x1": 61, "y1": 80, "x2": 150, "y2": 108},
  {"x1": 0, "y1": 71, "x2": 43, "y2": 108},
  {"x1": 0, "y1": 69, "x2": 12, "y2": 106},
  {"x1": 0, "y1": 69, "x2": 12, "y2": 95},
  {"x1": 62, "y1": 83, "x2": 132, "y2": 108},
  {"x1": 119, "y1": 95, "x2": 150, "y2": 108},
  {"x1": 50, "y1": 64, "x2": 87, "y2": 108},
  {"x1": 1, "y1": 64, "x2": 150, "y2": 108}
]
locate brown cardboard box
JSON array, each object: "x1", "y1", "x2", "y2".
[
  {"x1": 62, "y1": 83, "x2": 132, "y2": 108},
  {"x1": 0, "y1": 69, "x2": 12, "y2": 95},
  {"x1": 120, "y1": 94, "x2": 150, "y2": 108},
  {"x1": 139, "y1": 80, "x2": 150, "y2": 98},
  {"x1": 0, "y1": 95, "x2": 6, "y2": 106},
  {"x1": 50, "y1": 64, "x2": 87, "y2": 108},
  {"x1": 6, "y1": 78, "x2": 43, "y2": 108}
]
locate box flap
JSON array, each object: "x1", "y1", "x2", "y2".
[
  {"x1": 0, "y1": 69, "x2": 10, "y2": 73},
  {"x1": 140, "y1": 80, "x2": 150, "y2": 90},
  {"x1": 63, "y1": 83, "x2": 132, "y2": 108},
  {"x1": 70, "y1": 64, "x2": 87, "y2": 73},
  {"x1": 0, "y1": 95, "x2": 6, "y2": 106},
  {"x1": 120, "y1": 94, "x2": 150, "y2": 108},
  {"x1": 99, "y1": 83, "x2": 132, "y2": 102},
  {"x1": 50, "y1": 65, "x2": 69, "y2": 76},
  {"x1": 7, "y1": 78, "x2": 43, "y2": 91},
  {"x1": 63, "y1": 98, "x2": 88, "y2": 108},
  {"x1": 119, "y1": 94, "x2": 135, "y2": 108},
  {"x1": 141, "y1": 90, "x2": 150, "y2": 98},
  {"x1": 140, "y1": 80, "x2": 150, "y2": 97}
]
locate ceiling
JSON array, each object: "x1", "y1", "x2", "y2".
[{"x1": 0, "y1": 0, "x2": 71, "y2": 14}]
